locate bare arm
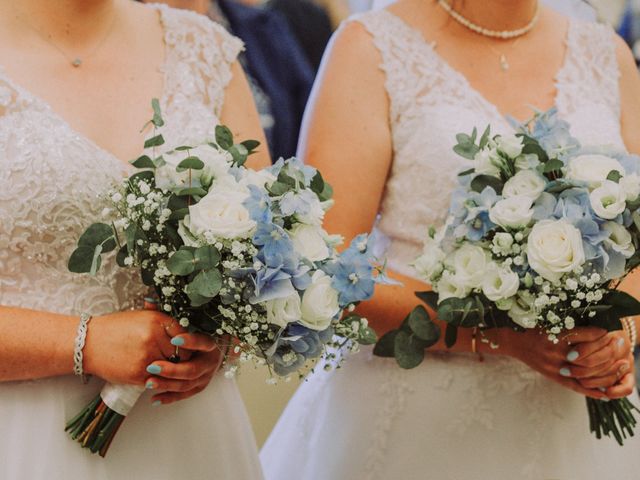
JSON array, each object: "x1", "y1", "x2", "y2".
[{"x1": 220, "y1": 61, "x2": 271, "y2": 169}]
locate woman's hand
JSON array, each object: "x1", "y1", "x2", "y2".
[
  {"x1": 565, "y1": 329, "x2": 636, "y2": 399},
  {"x1": 83, "y1": 309, "x2": 187, "y2": 385},
  {"x1": 144, "y1": 334, "x2": 223, "y2": 406},
  {"x1": 500, "y1": 327, "x2": 613, "y2": 400}
]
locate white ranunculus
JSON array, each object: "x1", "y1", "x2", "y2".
[
  {"x1": 414, "y1": 237, "x2": 446, "y2": 281},
  {"x1": 508, "y1": 291, "x2": 538, "y2": 329},
  {"x1": 589, "y1": 181, "x2": 627, "y2": 220},
  {"x1": 620, "y1": 173, "x2": 640, "y2": 201},
  {"x1": 289, "y1": 224, "x2": 330, "y2": 262},
  {"x1": 502, "y1": 170, "x2": 546, "y2": 202},
  {"x1": 446, "y1": 244, "x2": 490, "y2": 289},
  {"x1": 526, "y1": 219, "x2": 586, "y2": 282},
  {"x1": 184, "y1": 186, "x2": 256, "y2": 240},
  {"x1": 496, "y1": 134, "x2": 524, "y2": 158},
  {"x1": 514, "y1": 153, "x2": 540, "y2": 172},
  {"x1": 265, "y1": 293, "x2": 302, "y2": 328},
  {"x1": 489, "y1": 196, "x2": 534, "y2": 229},
  {"x1": 474, "y1": 148, "x2": 502, "y2": 178},
  {"x1": 565, "y1": 154, "x2": 625, "y2": 186},
  {"x1": 300, "y1": 271, "x2": 340, "y2": 331},
  {"x1": 197, "y1": 146, "x2": 234, "y2": 187},
  {"x1": 482, "y1": 265, "x2": 520, "y2": 302},
  {"x1": 603, "y1": 221, "x2": 635, "y2": 258},
  {"x1": 436, "y1": 270, "x2": 471, "y2": 302}
]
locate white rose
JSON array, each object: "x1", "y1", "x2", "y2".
[
  {"x1": 603, "y1": 221, "x2": 635, "y2": 258},
  {"x1": 565, "y1": 154, "x2": 625, "y2": 186},
  {"x1": 489, "y1": 196, "x2": 534, "y2": 229},
  {"x1": 496, "y1": 134, "x2": 524, "y2": 158},
  {"x1": 184, "y1": 186, "x2": 256, "y2": 240},
  {"x1": 502, "y1": 170, "x2": 546, "y2": 202},
  {"x1": 155, "y1": 146, "x2": 231, "y2": 191},
  {"x1": 446, "y1": 244, "x2": 491, "y2": 289},
  {"x1": 482, "y1": 265, "x2": 520, "y2": 302},
  {"x1": 289, "y1": 224, "x2": 330, "y2": 262},
  {"x1": 508, "y1": 291, "x2": 538, "y2": 329},
  {"x1": 435, "y1": 270, "x2": 471, "y2": 302},
  {"x1": 589, "y1": 181, "x2": 627, "y2": 220},
  {"x1": 197, "y1": 146, "x2": 233, "y2": 186},
  {"x1": 526, "y1": 219, "x2": 586, "y2": 282},
  {"x1": 265, "y1": 293, "x2": 302, "y2": 328},
  {"x1": 620, "y1": 173, "x2": 640, "y2": 201},
  {"x1": 413, "y1": 237, "x2": 445, "y2": 281},
  {"x1": 300, "y1": 271, "x2": 341, "y2": 331},
  {"x1": 474, "y1": 148, "x2": 502, "y2": 178}
]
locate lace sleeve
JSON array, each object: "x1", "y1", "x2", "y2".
[{"x1": 159, "y1": 5, "x2": 245, "y2": 118}]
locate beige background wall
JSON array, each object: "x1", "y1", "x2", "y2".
[{"x1": 237, "y1": 367, "x2": 303, "y2": 447}]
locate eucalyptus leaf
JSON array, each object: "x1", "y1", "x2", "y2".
[
  {"x1": 189, "y1": 269, "x2": 223, "y2": 298},
  {"x1": 415, "y1": 290, "x2": 439, "y2": 311},
  {"x1": 373, "y1": 330, "x2": 398, "y2": 358},
  {"x1": 131, "y1": 155, "x2": 156, "y2": 169},
  {"x1": 166, "y1": 249, "x2": 195, "y2": 276},
  {"x1": 358, "y1": 325, "x2": 378, "y2": 346},
  {"x1": 78, "y1": 223, "x2": 113, "y2": 248},
  {"x1": 186, "y1": 288, "x2": 212, "y2": 308},
  {"x1": 408, "y1": 306, "x2": 440, "y2": 345},
  {"x1": 444, "y1": 324, "x2": 458, "y2": 348},
  {"x1": 175, "y1": 146, "x2": 194, "y2": 152},
  {"x1": 241, "y1": 140, "x2": 260, "y2": 152},
  {"x1": 89, "y1": 244, "x2": 103, "y2": 276},
  {"x1": 68, "y1": 246, "x2": 97, "y2": 273},
  {"x1": 229, "y1": 144, "x2": 249, "y2": 166},
  {"x1": 151, "y1": 98, "x2": 165, "y2": 127},
  {"x1": 175, "y1": 187, "x2": 208, "y2": 197},
  {"x1": 144, "y1": 134, "x2": 165, "y2": 149},
  {"x1": 176, "y1": 156, "x2": 205, "y2": 172},
  {"x1": 194, "y1": 245, "x2": 221, "y2": 270},
  {"x1": 215, "y1": 125, "x2": 234, "y2": 150},
  {"x1": 394, "y1": 330, "x2": 425, "y2": 369},
  {"x1": 470, "y1": 175, "x2": 503, "y2": 195},
  {"x1": 543, "y1": 159, "x2": 564, "y2": 173},
  {"x1": 607, "y1": 170, "x2": 622, "y2": 183},
  {"x1": 116, "y1": 245, "x2": 129, "y2": 267}
]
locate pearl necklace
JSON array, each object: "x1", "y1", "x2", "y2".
[{"x1": 437, "y1": 0, "x2": 540, "y2": 40}]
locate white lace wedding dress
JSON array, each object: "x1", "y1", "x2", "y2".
[
  {"x1": 261, "y1": 10, "x2": 640, "y2": 480},
  {"x1": 0, "y1": 5, "x2": 263, "y2": 479}
]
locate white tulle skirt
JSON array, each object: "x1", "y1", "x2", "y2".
[
  {"x1": 261, "y1": 347, "x2": 640, "y2": 480},
  {"x1": 0, "y1": 374, "x2": 263, "y2": 480}
]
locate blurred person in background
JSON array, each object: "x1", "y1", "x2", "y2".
[{"x1": 146, "y1": 0, "x2": 314, "y2": 161}]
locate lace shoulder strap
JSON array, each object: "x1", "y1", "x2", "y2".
[
  {"x1": 156, "y1": 4, "x2": 244, "y2": 117},
  {"x1": 556, "y1": 20, "x2": 620, "y2": 118}
]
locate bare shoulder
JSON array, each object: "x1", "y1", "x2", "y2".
[{"x1": 614, "y1": 34, "x2": 639, "y2": 80}]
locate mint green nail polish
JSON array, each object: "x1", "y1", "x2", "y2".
[
  {"x1": 146, "y1": 381, "x2": 155, "y2": 390},
  {"x1": 152, "y1": 400, "x2": 162, "y2": 407},
  {"x1": 567, "y1": 350, "x2": 579, "y2": 362},
  {"x1": 171, "y1": 337, "x2": 185, "y2": 347},
  {"x1": 560, "y1": 367, "x2": 571, "y2": 377},
  {"x1": 147, "y1": 364, "x2": 162, "y2": 375}
]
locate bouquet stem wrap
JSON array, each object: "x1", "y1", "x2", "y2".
[{"x1": 65, "y1": 383, "x2": 144, "y2": 457}]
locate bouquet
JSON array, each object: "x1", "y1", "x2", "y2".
[
  {"x1": 375, "y1": 109, "x2": 640, "y2": 445},
  {"x1": 66, "y1": 100, "x2": 382, "y2": 456}
]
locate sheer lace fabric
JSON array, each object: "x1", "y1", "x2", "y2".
[
  {"x1": 261, "y1": 10, "x2": 640, "y2": 480},
  {"x1": 0, "y1": 5, "x2": 263, "y2": 479}
]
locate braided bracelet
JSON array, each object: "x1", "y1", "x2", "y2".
[
  {"x1": 622, "y1": 317, "x2": 637, "y2": 349},
  {"x1": 73, "y1": 313, "x2": 93, "y2": 384}
]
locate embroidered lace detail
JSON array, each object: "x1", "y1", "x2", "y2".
[{"x1": 0, "y1": 5, "x2": 242, "y2": 318}]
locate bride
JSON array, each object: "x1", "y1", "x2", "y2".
[
  {"x1": 0, "y1": 0, "x2": 268, "y2": 478},
  {"x1": 261, "y1": 0, "x2": 640, "y2": 478}
]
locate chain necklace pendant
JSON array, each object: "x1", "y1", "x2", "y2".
[
  {"x1": 71, "y1": 58, "x2": 82, "y2": 68},
  {"x1": 499, "y1": 54, "x2": 509, "y2": 72}
]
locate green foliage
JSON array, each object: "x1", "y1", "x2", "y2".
[
  {"x1": 189, "y1": 269, "x2": 223, "y2": 298},
  {"x1": 215, "y1": 125, "x2": 234, "y2": 150},
  {"x1": 408, "y1": 306, "x2": 440, "y2": 344},
  {"x1": 194, "y1": 245, "x2": 221, "y2": 270},
  {"x1": 144, "y1": 134, "x2": 165, "y2": 149},
  {"x1": 394, "y1": 330, "x2": 425, "y2": 369},
  {"x1": 607, "y1": 170, "x2": 622, "y2": 183},
  {"x1": 131, "y1": 155, "x2": 156, "y2": 169},
  {"x1": 437, "y1": 296, "x2": 485, "y2": 328},
  {"x1": 453, "y1": 128, "x2": 481, "y2": 160},
  {"x1": 176, "y1": 156, "x2": 205, "y2": 172},
  {"x1": 470, "y1": 174, "x2": 503, "y2": 195},
  {"x1": 166, "y1": 248, "x2": 196, "y2": 276},
  {"x1": 68, "y1": 223, "x2": 116, "y2": 274},
  {"x1": 543, "y1": 158, "x2": 564, "y2": 174},
  {"x1": 151, "y1": 98, "x2": 165, "y2": 128},
  {"x1": 444, "y1": 324, "x2": 458, "y2": 348}
]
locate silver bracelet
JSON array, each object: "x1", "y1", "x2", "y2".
[{"x1": 73, "y1": 313, "x2": 93, "y2": 384}]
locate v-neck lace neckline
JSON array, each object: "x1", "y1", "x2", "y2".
[
  {"x1": 376, "y1": 9, "x2": 573, "y2": 128},
  {"x1": 0, "y1": 4, "x2": 170, "y2": 170}
]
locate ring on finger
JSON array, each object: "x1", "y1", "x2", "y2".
[{"x1": 168, "y1": 345, "x2": 181, "y2": 364}]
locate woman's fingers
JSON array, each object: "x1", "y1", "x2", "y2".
[
  {"x1": 170, "y1": 333, "x2": 218, "y2": 353},
  {"x1": 569, "y1": 333, "x2": 629, "y2": 368},
  {"x1": 146, "y1": 372, "x2": 212, "y2": 394},
  {"x1": 553, "y1": 375, "x2": 610, "y2": 400},
  {"x1": 147, "y1": 351, "x2": 222, "y2": 381},
  {"x1": 577, "y1": 361, "x2": 631, "y2": 390},
  {"x1": 563, "y1": 358, "x2": 630, "y2": 380},
  {"x1": 562, "y1": 327, "x2": 608, "y2": 345},
  {"x1": 151, "y1": 384, "x2": 209, "y2": 406},
  {"x1": 605, "y1": 372, "x2": 637, "y2": 399}
]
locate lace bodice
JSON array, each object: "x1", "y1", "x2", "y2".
[
  {"x1": 0, "y1": 4, "x2": 243, "y2": 317},
  {"x1": 354, "y1": 9, "x2": 624, "y2": 278}
]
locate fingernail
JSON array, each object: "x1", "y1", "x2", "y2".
[
  {"x1": 145, "y1": 381, "x2": 155, "y2": 390},
  {"x1": 620, "y1": 363, "x2": 630, "y2": 374},
  {"x1": 146, "y1": 364, "x2": 162, "y2": 375},
  {"x1": 599, "y1": 387, "x2": 607, "y2": 392},
  {"x1": 602, "y1": 397, "x2": 610, "y2": 402},
  {"x1": 171, "y1": 337, "x2": 185, "y2": 347},
  {"x1": 567, "y1": 350, "x2": 579, "y2": 362},
  {"x1": 560, "y1": 367, "x2": 572, "y2": 377},
  {"x1": 618, "y1": 337, "x2": 625, "y2": 348},
  {"x1": 152, "y1": 400, "x2": 162, "y2": 407}
]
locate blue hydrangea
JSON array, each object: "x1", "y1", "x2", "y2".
[
  {"x1": 528, "y1": 108, "x2": 580, "y2": 159},
  {"x1": 244, "y1": 184, "x2": 272, "y2": 223}
]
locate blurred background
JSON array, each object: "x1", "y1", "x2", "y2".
[{"x1": 147, "y1": 0, "x2": 640, "y2": 447}]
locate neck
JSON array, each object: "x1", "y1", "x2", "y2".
[
  {"x1": 2, "y1": 0, "x2": 119, "y2": 47},
  {"x1": 443, "y1": 0, "x2": 539, "y2": 32}
]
